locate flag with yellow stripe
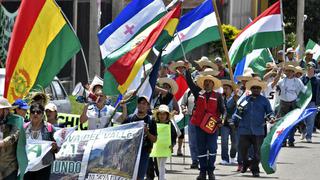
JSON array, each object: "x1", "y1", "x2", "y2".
[
  {"x1": 4, "y1": 0, "x2": 81, "y2": 102},
  {"x1": 103, "y1": 3, "x2": 181, "y2": 96}
]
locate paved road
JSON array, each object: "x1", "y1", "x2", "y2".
[{"x1": 165, "y1": 131, "x2": 320, "y2": 180}]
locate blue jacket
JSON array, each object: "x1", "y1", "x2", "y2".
[
  {"x1": 233, "y1": 95, "x2": 273, "y2": 136},
  {"x1": 301, "y1": 74, "x2": 320, "y2": 105}
]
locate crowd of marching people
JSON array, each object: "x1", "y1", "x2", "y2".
[{"x1": 1, "y1": 47, "x2": 320, "y2": 180}]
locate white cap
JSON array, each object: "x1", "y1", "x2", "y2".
[{"x1": 45, "y1": 103, "x2": 57, "y2": 112}]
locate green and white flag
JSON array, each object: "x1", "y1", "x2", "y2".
[
  {"x1": 306, "y1": 39, "x2": 320, "y2": 61},
  {"x1": 162, "y1": 0, "x2": 220, "y2": 63}
]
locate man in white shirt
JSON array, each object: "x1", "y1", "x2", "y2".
[{"x1": 276, "y1": 64, "x2": 307, "y2": 147}]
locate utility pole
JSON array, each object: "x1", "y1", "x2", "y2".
[
  {"x1": 296, "y1": 0, "x2": 305, "y2": 58},
  {"x1": 89, "y1": 0, "x2": 101, "y2": 81},
  {"x1": 71, "y1": 0, "x2": 78, "y2": 89}
]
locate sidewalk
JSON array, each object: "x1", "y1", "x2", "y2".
[{"x1": 165, "y1": 131, "x2": 320, "y2": 180}]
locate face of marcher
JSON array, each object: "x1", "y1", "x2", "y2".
[
  {"x1": 223, "y1": 85, "x2": 232, "y2": 97},
  {"x1": 176, "y1": 66, "x2": 185, "y2": 73},
  {"x1": 157, "y1": 112, "x2": 169, "y2": 123},
  {"x1": 287, "y1": 52, "x2": 294, "y2": 60},
  {"x1": 251, "y1": 86, "x2": 262, "y2": 96},
  {"x1": 159, "y1": 67, "x2": 168, "y2": 77},
  {"x1": 30, "y1": 109, "x2": 44, "y2": 124},
  {"x1": 137, "y1": 99, "x2": 149, "y2": 115},
  {"x1": 295, "y1": 72, "x2": 303, "y2": 78},
  {"x1": 45, "y1": 110, "x2": 57, "y2": 124},
  {"x1": 16, "y1": 108, "x2": 27, "y2": 118},
  {"x1": 162, "y1": 83, "x2": 172, "y2": 93},
  {"x1": 0, "y1": 108, "x2": 9, "y2": 122},
  {"x1": 204, "y1": 79, "x2": 214, "y2": 92},
  {"x1": 284, "y1": 69, "x2": 295, "y2": 78},
  {"x1": 277, "y1": 53, "x2": 284, "y2": 61},
  {"x1": 305, "y1": 54, "x2": 313, "y2": 61},
  {"x1": 95, "y1": 90, "x2": 107, "y2": 106}
]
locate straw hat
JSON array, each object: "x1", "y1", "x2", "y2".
[
  {"x1": 294, "y1": 66, "x2": 304, "y2": 74},
  {"x1": 199, "y1": 68, "x2": 220, "y2": 77},
  {"x1": 278, "y1": 61, "x2": 299, "y2": 67},
  {"x1": 195, "y1": 56, "x2": 218, "y2": 70},
  {"x1": 246, "y1": 77, "x2": 267, "y2": 90},
  {"x1": 90, "y1": 75, "x2": 104, "y2": 92},
  {"x1": 153, "y1": 104, "x2": 173, "y2": 121},
  {"x1": 284, "y1": 64, "x2": 296, "y2": 72},
  {"x1": 305, "y1": 49, "x2": 314, "y2": 55},
  {"x1": 0, "y1": 98, "x2": 13, "y2": 109},
  {"x1": 221, "y1": 79, "x2": 237, "y2": 89},
  {"x1": 196, "y1": 75, "x2": 222, "y2": 90},
  {"x1": 236, "y1": 68, "x2": 254, "y2": 81},
  {"x1": 168, "y1": 60, "x2": 191, "y2": 72},
  {"x1": 286, "y1": 47, "x2": 295, "y2": 54},
  {"x1": 158, "y1": 77, "x2": 179, "y2": 95}
]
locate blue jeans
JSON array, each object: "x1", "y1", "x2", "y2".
[
  {"x1": 137, "y1": 148, "x2": 150, "y2": 180},
  {"x1": 220, "y1": 125, "x2": 237, "y2": 162},
  {"x1": 188, "y1": 118, "x2": 199, "y2": 163},
  {"x1": 304, "y1": 102, "x2": 317, "y2": 140},
  {"x1": 196, "y1": 126, "x2": 218, "y2": 173}
]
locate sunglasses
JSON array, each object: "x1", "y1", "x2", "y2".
[{"x1": 30, "y1": 110, "x2": 43, "y2": 114}]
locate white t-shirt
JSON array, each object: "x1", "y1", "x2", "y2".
[
  {"x1": 277, "y1": 77, "x2": 306, "y2": 102},
  {"x1": 87, "y1": 104, "x2": 121, "y2": 130},
  {"x1": 263, "y1": 82, "x2": 279, "y2": 111}
]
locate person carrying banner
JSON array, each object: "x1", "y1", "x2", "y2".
[
  {"x1": 122, "y1": 96, "x2": 157, "y2": 180},
  {"x1": 233, "y1": 78, "x2": 275, "y2": 177},
  {"x1": 219, "y1": 80, "x2": 238, "y2": 165},
  {"x1": 45, "y1": 103, "x2": 66, "y2": 128},
  {"x1": 0, "y1": 98, "x2": 20, "y2": 180},
  {"x1": 183, "y1": 62, "x2": 225, "y2": 180},
  {"x1": 301, "y1": 62, "x2": 320, "y2": 143},
  {"x1": 80, "y1": 89, "x2": 127, "y2": 129},
  {"x1": 152, "y1": 104, "x2": 177, "y2": 180},
  {"x1": 24, "y1": 103, "x2": 58, "y2": 180},
  {"x1": 275, "y1": 64, "x2": 307, "y2": 147}
]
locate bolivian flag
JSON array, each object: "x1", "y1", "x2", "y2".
[
  {"x1": 103, "y1": 3, "x2": 181, "y2": 96},
  {"x1": 4, "y1": 0, "x2": 81, "y2": 103}
]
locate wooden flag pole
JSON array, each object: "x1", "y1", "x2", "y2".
[{"x1": 212, "y1": 0, "x2": 235, "y2": 84}]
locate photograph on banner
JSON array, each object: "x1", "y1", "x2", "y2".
[
  {"x1": 50, "y1": 122, "x2": 144, "y2": 180},
  {"x1": 26, "y1": 140, "x2": 53, "y2": 172}
]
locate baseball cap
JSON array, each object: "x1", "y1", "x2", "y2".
[
  {"x1": 137, "y1": 96, "x2": 150, "y2": 104},
  {"x1": 12, "y1": 99, "x2": 30, "y2": 110},
  {"x1": 45, "y1": 103, "x2": 58, "y2": 112}
]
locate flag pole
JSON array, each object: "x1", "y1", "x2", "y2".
[
  {"x1": 280, "y1": 0, "x2": 286, "y2": 65},
  {"x1": 212, "y1": 0, "x2": 235, "y2": 84}
]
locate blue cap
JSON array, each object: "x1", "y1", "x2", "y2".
[{"x1": 12, "y1": 99, "x2": 30, "y2": 110}]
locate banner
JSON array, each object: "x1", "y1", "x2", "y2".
[
  {"x1": 50, "y1": 122, "x2": 144, "y2": 180},
  {"x1": 57, "y1": 113, "x2": 88, "y2": 130},
  {"x1": 26, "y1": 140, "x2": 53, "y2": 172},
  {"x1": 150, "y1": 123, "x2": 171, "y2": 157}
]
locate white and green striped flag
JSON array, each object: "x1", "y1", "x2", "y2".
[
  {"x1": 162, "y1": 0, "x2": 220, "y2": 63},
  {"x1": 306, "y1": 39, "x2": 320, "y2": 61}
]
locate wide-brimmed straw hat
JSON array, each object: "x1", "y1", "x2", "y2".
[
  {"x1": 305, "y1": 49, "x2": 314, "y2": 55},
  {"x1": 294, "y1": 66, "x2": 304, "y2": 74},
  {"x1": 196, "y1": 75, "x2": 222, "y2": 90},
  {"x1": 284, "y1": 64, "x2": 296, "y2": 72},
  {"x1": 236, "y1": 68, "x2": 255, "y2": 81},
  {"x1": 0, "y1": 98, "x2": 13, "y2": 109},
  {"x1": 221, "y1": 79, "x2": 237, "y2": 89},
  {"x1": 246, "y1": 77, "x2": 267, "y2": 90},
  {"x1": 278, "y1": 61, "x2": 299, "y2": 67},
  {"x1": 195, "y1": 56, "x2": 218, "y2": 70},
  {"x1": 266, "y1": 62, "x2": 276, "y2": 70},
  {"x1": 168, "y1": 60, "x2": 191, "y2": 72},
  {"x1": 158, "y1": 77, "x2": 179, "y2": 95},
  {"x1": 199, "y1": 68, "x2": 220, "y2": 77},
  {"x1": 286, "y1": 47, "x2": 295, "y2": 54}
]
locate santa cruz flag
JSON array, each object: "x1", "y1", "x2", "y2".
[
  {"x1": 98, "y1": 0, "x2": 166, "y2": 58},
  {"x1": 261, "y1": 83, "x2": 318, "y2": 174},
  {"x1": 162, "y1": 0, "x2": 220, "y2": 63},
  {"x1": 103, "y1": 4, "x2": 181, "y2": 96},
  {"x1": 229, "y1": 1, "x2": 283, "y2": 66}
]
